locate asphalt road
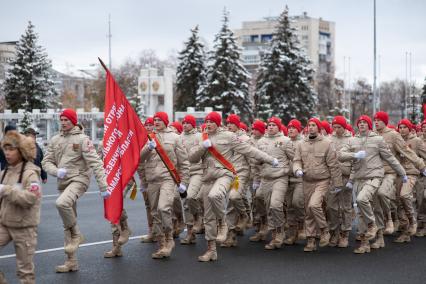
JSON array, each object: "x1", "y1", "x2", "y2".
[{"x1": 1, "y1": 177, "x2": 426, "y2": 284}]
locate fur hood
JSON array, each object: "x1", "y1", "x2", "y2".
[{"x1": 1, "y1": 130, "x2": 37, "y2": 162}]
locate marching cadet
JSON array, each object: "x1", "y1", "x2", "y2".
[
  {"x1": 140, "y1": 112, "x2": 189, "y2": 259},
  {"x1": 42, "y1": 109, "x2": 110, "y2": 272},
  {"x1": 179, "y1": 115, "x2": 204, "y2": 245},
  {"x1": 327, "y1": 116, "x2": 353, "y2": 248},
  {"x1": 139, "y1": 117, "x2": 156, "y2": 243},
  {"x1": 415, "y1": 119, "x2": 426, "y2": 236},
  {"x1": 256, "y1": 117, "x2": 294, "y2": 250},
  {"x1": 293, "y1": 118, "x2": 343, "y2": 252},
  {"x1": 373, "y1": 111, "x2": 424, "y2": 241},
  {"x1": 223, "y1": 114, "x2": 253, "y2": 245},
  {"x1": 0, "y1": 131, "x2": 41, "y2": 284},
  {"x1": 189, "y1": 112, "x2": 277, "y2": 261},
  {"x1": 249, "y1": 120, "x2": 269, "y2": 242},
  {"x1": 340, "y1": 115, "x2": 406, "y2": 253},
  {"x1": 394, "y1": 119, "x2": 426, "y2": 243},
  {"x1": 284, "y1": 119, "x2": 305, "y2": 245}
]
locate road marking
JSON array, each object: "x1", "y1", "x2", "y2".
[
  {"x1": 43, "y1": 191, "x2": 100, "y2": 198},
  {"x1": 0, "y1": 235, "x2": 147, "y2": 259}
]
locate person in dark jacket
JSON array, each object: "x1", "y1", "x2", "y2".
[
  {"x1": 0, "y1": 124, "x2": 17, "y2": 170},
  {"x1": 23, "y1": 128, "x2": 47, "y2": 183}
]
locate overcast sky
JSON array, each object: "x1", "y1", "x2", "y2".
[{"x1": 1, "y1": 0, "x2": 425, "y2": 86}]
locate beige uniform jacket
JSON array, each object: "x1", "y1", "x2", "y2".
[
  {"x1": 330, "y1": 131, "x2": 353, "y2": 176},
  {"x1": 42, "y1": 125, "x2": 108, "y2": 191},
  {"x1": 293, "y1": 135, "x2": 343, "y2": 187},
  {"x1": 339, "y1": 131, "x2": 406, "y2": 180},
  {"x1": 179, "y1": 129, "x2": 203, "y2": 176},
  {"x1": 0, "y1": 162, "x2": 41, "y2": 228},
  {"x1": 249, "y1": 135, "x2": 262, "y2": 183},
  {"x1": 189, "y1": 128, "x2": 274, "y2": 182},
  {"x1": 140, "y1": 127, "x2": 190, "y2": 186},
  {"x1": 231, "y1": 130, "x2": 251, "y2": 178},
  {"x1": 377, "y1": 127, "x2": 424, "y2": 174},
  {"x1": 399, "y1": 133, "x2": 426, "y2": 175},
  {"x1": 257, "y1": 132, "x2": 294, "y2": 179},
  {"x1": 288, "y1": 136, "x2": 303, "y2": 183}
]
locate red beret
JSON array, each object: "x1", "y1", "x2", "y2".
[
  {"x1": 332, "y1": 116, "x2": 347, "y2": 129},
  {"x1": 268, "y1": 116, "x2": 282, "y2": 129},
  {"x1": 281, "y1": 125, "x2": 288, "y2": 136},
  {"x1": 239, "y1": 122, "x2": 248, "y2": 132},
  {"x1": 226, "y1": 114, "x2": 241, "y2": 126},
  {"x1": 321, "y1": 120, "x2": 332, "y2": 135},
  {"x1": 397, "y1": 119, "x2": 413, "y2": 130},
  {"x1": 308, "y1": 118, "x2": 322, "y2": 131},
  {"x1": 205, "y1": 112, "x2": 222, "y2": 126},
  {"x1": 251, "y1": 120, "x2": 266, "y2": 134},
  {"x1": 60, "y1": 109, "x2": 78, "y2": 125},
  {"x1": 288, "y1": 119, "x2": 302, "y2": 133},
  {"x1": 154, "y1": 112, "x2": 169, "y2": 126},
  {"x1": 144, "y1": 117, "x2": 154, "y2": 126},
  {"x1": 170, "y1": 121, "x2": 183, "y2": 134},
  {"x1": 182, "y1": 115, "x2": 196, "y2": 128},
  {"x1": 374, "y1": 111, "x2": 389, "y2": 125},
  {"x1": 357, "y1": 115, "x2": 373, "y2": 130}
]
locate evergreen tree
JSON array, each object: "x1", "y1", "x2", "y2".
[
  {"x1": 197, "y1": 9, "x2": 252, "y2": 119},
  {"x1": 175, "y1": 25, "x2": 206, "y2": 111},
  {"x1": 3, "y1": 21, "x2": 57, "y2": 112},
  {"x1": 254, "y1": 6, "x2": 317, "y2": 124}
]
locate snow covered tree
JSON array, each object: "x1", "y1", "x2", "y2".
[
  {"x1": 197, "y1": 9, "x2": 252, "y2": 120},
  {"x1": 175, "y1": 25, "x2": 206, "y2": 111},
  {"x1": 3, "y1": 21, "x2": 57, "y2": 112},
  {"x1": 254, "y1": 6, "x2": 317, "y2": 124}
]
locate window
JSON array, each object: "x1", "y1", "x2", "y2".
[
  {"x1": 261, "y1": 34, "x2": 273, "y2": 42},
  {"x1": 250, "y1": 35, "x2": 259, "y2": 42}
]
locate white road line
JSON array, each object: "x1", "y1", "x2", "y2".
[
  {"x1": 0, "y1": 235, "x2": 147, "y2": 259},
  {"x1": 43, "y1": 191, "x2": 100, "y2": 198}
]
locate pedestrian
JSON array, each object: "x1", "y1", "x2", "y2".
[
  {"x1": 0, "y1": 124, "x2": 17, "y2": 170},
  {"x1": 293, "y1": 118, "x2": 343, "y2": 252},
  {"x1": 139, "y1": 112, "x2": 190, "y2": 259},
  {"x1": 42, "y1": 108, "x2": 110, "y2": 272},
  {"x1": 0, "y1": 131, "x2": 41, "y2": 284},
  {"x1": 340, "y1": 115, "x2": 406, "y2": 253},
  {"x1": 23, "y1": 127, "x2": 47, "y2": 183}
]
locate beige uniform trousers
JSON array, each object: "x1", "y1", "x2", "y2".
[
  {"x1": 374, "y1": 174, "x2": 396, "y2": 229},
  {"x1": 253, "y1": 183, "x2": 267, "y2": 225},
  {"x1": 226, "y1": 175, "x2": 249, "y2": 229},
  {"x1": 326, "y1": 176, "x2": 352, "y2": 232},
  {"x1": 172, "y1": 190, "x2": 183, "y2": 223},
  {"x1": 142, "y1": 191, "x2": 153, "y2": 229},
  {"x1": 0, "y1": 224, "x2": 37, "y2": 284},
  {"x1": 260, "y1": 177, "x2": 289, "y2": 230},
  {"x1": 354, "y1": 178, "x2": 382, "y2": 234},
  {"x1": 286, "y1": 181, "x2": 304, "y2": 227},
  {"x1": 304, "y1": 179, "x2": 329, "y2": 237},
  {"x1": 56, "y1": 181, "x2": 88, "y2": 229},
  {"x1": 414, "y1": 176, "x2": 426, "y2": 223},
  {"x1": 147, "y1": 180, "x2": 176, "y2": 236},
  {"x1": 110, "y1": 209, "x2": 128, "y2": 234},
  {"x1": 183, "y1": 174, "x2": 203, "y2": 226},
  {"x1": 396, "y1": 176, "x2": 417, "y2": 227},
  {"x1": 201, "y1": 176, "x2": 233, "y2": 241}
]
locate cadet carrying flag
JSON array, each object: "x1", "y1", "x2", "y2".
[{"x1": 99, "y1": 58, "x2": 148, "y2": 224}]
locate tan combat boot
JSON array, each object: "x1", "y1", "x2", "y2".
[
  {"x1": 284, "y1": 226, "x2": 298, "y2": 245},
  {"x1": 297, "y1": 222, "x2": 306, "y2": 240},
  {"x1": 65, "y1": 225, "x2": 85, "y2": 254},
  {"x1": 141, "y1": 226, "x2": 156, "y2": 243},
  {"x1": 118, "y1": 218, "x2": 132, "y2": 246},
  {"x1": 56, "y1": 253, "x2": 79, "y2": 273},
  {"x1": 221, "y1": 229, "x2": 237, "y2": 247},
  {"x1": 161, "y1": 232, "x2": 175, "y2": 257},
  {"x1": 173, "y1": 218, "x2": 184, "y2": 238},
  {"x1": 354, "y1": 235, "x2": 370, "y2": 254},
  {"x1": 407, "y1": 220, "x2": 417, "y2": 236},
  {"x1": 328, "y1": 230, "x2": 339, "y2": 247},
  {"x1": 371, "y1": 229, "x2": 385, "y2": 249},
  {"x1": 216, "y1": 219, "x2": 228, "y2": 243},
  {"x1": 151, "y1": 235, "x2": 167, "y2": 259},
  {"x1": 365, "y1": 223, "x2": 378, "y2": 240},
  {"x1": 249, "y1": 222, "x2": 266, "y2": 242},
  {"x1": 198, "y1": 240, "x2": 218, "y2": 262},
  {"x1": 104, "y1": 232, "x2": 123, "y2": 258},
  {"x1": 415, "y1": 223, "x2": 426, "y2": 237},
  {"x1": 303, "y1": 237, "x2": 317, "y2": 252},
  {"x1": 319, "y1": 228, "x2": 331, "y2": 247},
  {"x1": 180, "y1": 225, "x2": 196, "y2": 245},
  {"x1": 393, "y1": 233, "x2": 411, "y2": 243},
  {"x1": 338, "y1": 231, "x2": 349, "y2": 248},
  {"x1": 383, "y1": 219, "x2": 394, "y2": 235},
  {"x1": 0, "y1": 271, "x2": 6, "y2": 284},
  {"x1": 265, "y1": 227, "x2": 284, "y2": 250},
  {"x1": 193, "y1": 214, "x2": 204, "y2": 234},
  {"x1": 236, "y1": 213, "x2": 249, "y2": 232}
]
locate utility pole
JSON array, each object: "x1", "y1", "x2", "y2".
[
  {"x1": 373, "y1": 0, "x2": 377, "y2": 114},
  {"x1": 108, "y1": 14, "x2": 112, "y2": 70}
]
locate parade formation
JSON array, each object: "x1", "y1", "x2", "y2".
[{"x1": 3, "y1": 106, "x2": 426, "y2": 283}]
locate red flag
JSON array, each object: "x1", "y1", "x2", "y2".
[{"x1": 101, "y1": 59, "x2": 148, "y2": 224}]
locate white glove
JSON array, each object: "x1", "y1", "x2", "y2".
[
  {"x1": 295, "y1": 169, "x2": 303, "y2": 178},
  {"x1": 57, "y1": 168, "x2": 67, "y2": 179},
  {"x1": 346, "y1": 181, "x2": 353, "y2": 189},
  {"x1": 202, "y1": 139, "x2": 212, "y2": 149},
  {"x1": 271, "y1": 158, "x2": 279, "y2": 167},
  {"x1": 140, "y1": 185, "x2": 146, "y2": 193},
  {"x1": 354, "y1": 150, "x2": 366, "y2": 159},
  {"x1": 178, "y1": 183, "x2": 187, "y2": 194},
  {"x1": 0, "y1": 184, "x2": 4, "y2": 196},
  {"x1": 330, "y1": 187, "x2": 342, "y2": 194},
  {"x1": 148, "y1": 140, "x2": 157, "y2": 150},
  {"x1": 252, "y1": 182, "x2": 260, "y2": 191},
  {"x1": 422, "y1": 169, "x2": 426, "y2": 177},
  {"x1": 402, "y1": 175, "x2": 408, "y2": 183},
  {"x1": 100, "y1": 190, "x2": 111, "y2": 199}
]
